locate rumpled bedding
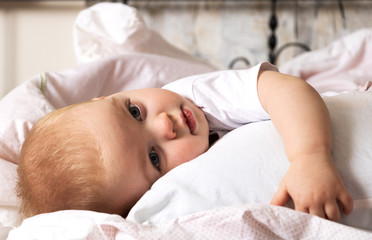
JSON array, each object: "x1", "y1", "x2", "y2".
[
  {"x1": 7, "y1": 205, "x2": 372, "y2": 240},
  {"x1": 280, "y1": 28, "x2": 372, "y2": 93},
  {"x1": 1, "y1": 2, "x2": 372, "y2": 239}
]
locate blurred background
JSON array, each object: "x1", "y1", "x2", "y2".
[{"x1": 1, "y1": 0, "x2": 371, "y2": 99}]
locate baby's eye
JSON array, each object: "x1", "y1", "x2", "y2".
[
  {"x1": 129, "y1": 103, "x2": 142, "y2": 121},
  {"x1": 149, "y1": 148, "x2": 161, "y2": 171}
]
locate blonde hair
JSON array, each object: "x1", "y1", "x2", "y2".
[{"x1": 17, "y1": 103, "x2": 107, "y2": 219}]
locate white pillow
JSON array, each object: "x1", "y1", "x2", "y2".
[
  {"x1": 73, "y1": 2, "x2": 210, "y2": 66},
  {"x1": 0, "y1": 160, "x2": 20, "y2": 228},
  {"x1": 127, "y1": 90, "x2": 372, "y2": 231}
]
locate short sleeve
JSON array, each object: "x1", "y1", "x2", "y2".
[{"x1": 162, "y1": 62, "x2": 278, "y2": 131}]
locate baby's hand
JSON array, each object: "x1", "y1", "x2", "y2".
[{"x1": 270, "y1": 153, "x2": 353, "y2": 221}]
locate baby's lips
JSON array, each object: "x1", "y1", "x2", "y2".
[{"x1": 182, "y1": 108, "x2": 197, "y2": 134}]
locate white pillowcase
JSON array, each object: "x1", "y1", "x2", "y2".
[{"x1": 127, "y1": 91, "x2": 372, "y2": 231}]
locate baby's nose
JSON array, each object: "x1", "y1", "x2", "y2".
[{"x1": 157, "y1": 112, "x2": 177, "y2": 140}]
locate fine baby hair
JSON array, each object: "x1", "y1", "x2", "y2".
[{"x1": 17, "y1": 103, "x2": 107, "y2": 219}]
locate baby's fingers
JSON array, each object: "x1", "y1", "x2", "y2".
[
  {"x1": 338, "y1": 191, "x2": 354, "y2": 215},
  {"x1": 324, "y1": 201, "x2": 341, "y2": 221},
  {"x1": 270, "y1": 184, "x2": 290, "y2": 206},
  {"x1": 309, "y1": 206, "x2": 325, "y2": 219}
]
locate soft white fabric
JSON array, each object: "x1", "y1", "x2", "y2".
[
  {"x1": 0, "y1": 160, "x2": 20, "y2": 229},
  {"x1": 127, "y1": 91, "x2": 372, "y2": 231},
  {"x1": 44, "y1": 53, "x2": 215, "y2": 109},
  {"x1": 280, "y1": 28, "x2": 372, "y2": 94},
  {"x1": 163, "y1": 62, "x2": 277, "y2": 131},
  {"x1": 8, "y1": 205, "x2": 372, "y2": 240},
  {"x1": 73, "y1": 2, "x2": 212, "y2": 67},
  {"x1": 0, "y1": 76, "x2": 52, "y2": 228}
]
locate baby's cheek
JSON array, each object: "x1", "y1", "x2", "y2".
[
  {"x1": 179, "y1": 139, "x2": 207, "y2": 163},
  {"x1": 165, "y1": 139, "x2": 206, "y2": 172}
]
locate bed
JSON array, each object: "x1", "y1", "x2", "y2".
[{"x1": 1, "y1": 2, "x2": 372, "y2": 239}]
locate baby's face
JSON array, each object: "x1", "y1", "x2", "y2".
[{"x1": 74, "y1": 88, "x2": 209, "y2": 215}]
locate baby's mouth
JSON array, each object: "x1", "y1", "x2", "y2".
[{"x1": 182, "y1": 108, "x2": 196, "y2": 134}]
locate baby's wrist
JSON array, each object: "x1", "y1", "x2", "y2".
[{"x1": 288, "y1": 150, "x2": 333, "y2": 165}]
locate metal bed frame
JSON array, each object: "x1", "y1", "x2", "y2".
[{"x1": 118, "y1": 0, "x2": 349, "y2": 67}]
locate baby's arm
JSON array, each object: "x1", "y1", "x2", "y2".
[{"x1": 257, "y1": 70, "x2": 353, "y2": 221}]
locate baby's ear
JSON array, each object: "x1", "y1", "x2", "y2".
[{"x1": 92, "y1": 96, "x2": 106, "y2": 101}]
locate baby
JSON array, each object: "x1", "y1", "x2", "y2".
[{"x1": 17, "y1": 63, "x2": 353, "y2": 221}]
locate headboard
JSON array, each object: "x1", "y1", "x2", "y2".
[{"x1": 107, "y1": 0, "x2": 372, "y2": 69}]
